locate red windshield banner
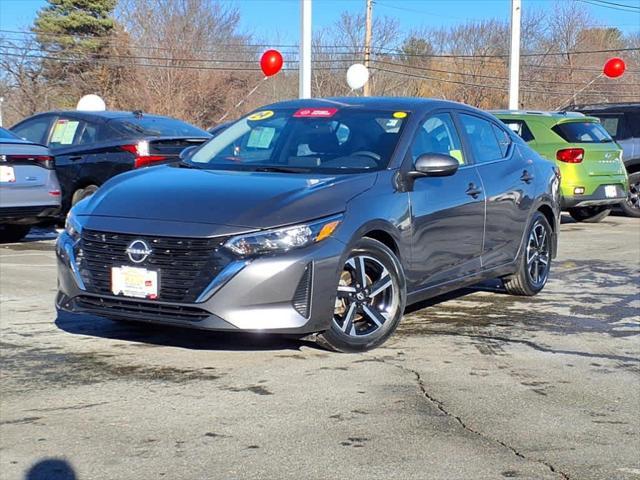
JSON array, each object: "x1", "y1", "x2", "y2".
[{"x1": 293, "y1": 108, "x2": 338, "y2": 118}]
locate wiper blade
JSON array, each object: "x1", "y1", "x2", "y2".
[
  {"x1": 178, "y1": 161, "x2": 200, "y2": 169},
  {"x1": 251, "y1": 166, "x2": 311, "y2": 173}
]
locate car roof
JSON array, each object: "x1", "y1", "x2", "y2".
[
  {"x1": 17, "y1": 110, "x2": 180, "y2": 124},
  {"x1": 258, "y1": 96, "x2": 482, "y2": 114}
]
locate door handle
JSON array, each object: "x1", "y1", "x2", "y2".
[
  {"x1": 466, "y1": 183, "x2": 482, "y2": 198},
  {"x1": 520, "y1": 170, "x2": 534, "y2": 184},
  {"x1": 69, "y1": 156, "x2": 83, "y2": 161}
]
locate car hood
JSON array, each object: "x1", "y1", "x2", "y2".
[{"x1": 80, "y1": 165, "x2": 377, "y2": 229}]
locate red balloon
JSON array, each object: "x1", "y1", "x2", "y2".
[
  {"x1": 603, "y1": 57, "x2": 625, "y2": 79},
  {"x1": 260, "y1": 50, "x2": 283, "y2": 77}
]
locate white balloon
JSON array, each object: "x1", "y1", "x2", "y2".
[
  {"x1": 76, "y1": 94, "x2": 106, "y2": 111},
  {"x1": 346, "y1": 63, "x2": 370, "y2": 90}
]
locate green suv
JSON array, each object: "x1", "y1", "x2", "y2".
[{"x1": 494, "y1": 111, "x2": 627, "y2": 222}]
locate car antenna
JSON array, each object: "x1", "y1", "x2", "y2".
[{"x1": 132, "y1": 110, "x2": 143, "y2": 118}]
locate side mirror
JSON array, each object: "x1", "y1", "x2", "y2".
[
  {"x1": 409, "y1": 153, "x2": 460, "y2": 178},
  {"x1": 179, "y1": 145, "x2": 197, "y2": 161}
]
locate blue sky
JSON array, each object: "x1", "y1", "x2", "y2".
[{"x1": 1, "y1": 0, "x2": 639, "y2": 45}]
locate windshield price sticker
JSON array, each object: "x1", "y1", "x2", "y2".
[
  {"x1": 293, "y1": 108, "x2": 338, "y2": 118},
  {"x1": 393, "y1": 111, "x2": 408, "y2": 119},
  {"x1": 247, "y1": 110, "x2": 274, "y2": 121}
]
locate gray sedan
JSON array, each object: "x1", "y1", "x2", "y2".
[{"x1": 0, "y1": 127, "x2": 61, "y2": 242}]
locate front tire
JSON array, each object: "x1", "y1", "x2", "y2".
[
  {"x1": 503, "y1": 212, "x2": 552, "y2": 296},
  {"x1": 568, "y1": 206, "x2": 610, "y2": 223},
  {"x1": 316, "y1": 238, "x2": 406, "y2": 353},
  {"x1": 619, "y1": 172, "x2": 640, "y2": 218}
]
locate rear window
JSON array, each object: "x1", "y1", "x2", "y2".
[
  {"x1": 552, "y1": 122, "x2": 613, "y2": 143},
  {"x1": 109, "y1": 116, "x2": 208, "y2": 138},
  {"x1": 0, "y1": 128, "x2": 20, "y2": 140}
]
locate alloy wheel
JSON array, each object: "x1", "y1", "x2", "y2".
[
  {"x1": 333, "y1": 255, "x2": 399, "y2": 337},
  {"x1": 625, "y1": 177, "x2": 640, "y2": 212},
  {"x1": 526, "y1": 221, "x2": 550, "y2": 287}
]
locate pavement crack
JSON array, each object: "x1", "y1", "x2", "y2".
[{"x1": 377, "y1": 357, "x2": 570, "y2": 480}]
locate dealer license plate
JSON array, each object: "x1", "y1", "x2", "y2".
[
  {"x1": 112, "y1": 266, "x2": 158, "y2": 299},
  {"x1": 0, "y1": 165, "x2": 16, "y2": 183},
  {"x1": 605, "y1": 185, "x2": 618, "y2": 198}
]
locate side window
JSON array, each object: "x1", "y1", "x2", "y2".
[
  {"x1": 492, "y1": 123, "x2": 512, "y2": 157},
  {"x1": 76, "y1": 121, "x2": 103, "y2": 145},
  {"x1": 501, "y1": 119, "x2": 535, "y2": 143},
  {"x1": 49, "y1": 118, "x2": 84, "y2": 149},
  {"x1": 10, "y1": 117, "x2": 52, "y2": 144},
  {"x1": 459, "y1": 114, "x2": 504, "y2": 164},
  {"x1": 411, "y1": 112, "x2": 465, "y2": 165}
]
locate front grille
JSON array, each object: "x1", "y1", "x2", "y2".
[
  {"x1": 78, "y1": 229, "x2": 234, "y2": 303},
  {"x1": 74, "y1": 295, "x2": 209, "y2": 322},
  {"x1": 292, "y1": 263, "x2": 313, "y2": 318}
]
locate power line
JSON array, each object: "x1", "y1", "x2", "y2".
[
  {"x1": 372, "y1": 58, "x2": 640, "y2": 86},
  {"x1": 373, "y1": 66, "x2": 640, "y2": 98},
  {"x1": 578, "y1": 0, "x2": 640, "y2": 12},
  {"x1": 2, "y1": 28, "x2": 637, "y2": 59}
]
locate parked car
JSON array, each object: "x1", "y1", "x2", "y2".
[
  {"x1": 572, "y1": 103, "x2": 640, "y2": 218},
  {"x1": 493, "y1": 111, "x2": 627, "y2": 223},
  {"x1": 10, "y1": 111, "x2": 211, "y2": 215},
  {"x1": 57, "y1": 98, "x2": 560, "y2": 352},
  {"x1": 0, "y1": 127, "x2": 60, "y2": 242}
]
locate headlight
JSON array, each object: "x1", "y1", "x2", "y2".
[
  {"x1": 65, "y1": 212, "x2": 83, "y2": 242},
  {"x1": 225, "y1": 215, "x2": 342, "y2": 256}
]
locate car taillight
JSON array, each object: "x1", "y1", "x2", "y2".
[
  {"x1": 4, "y1": 155, "x2": 55, "y2": 169},
  {"x1": 121, "y1": 141, "x2": 167, "y2": 169},
  {"x1": 556, "y1": 148, "x2": 584, "y2": 163}
]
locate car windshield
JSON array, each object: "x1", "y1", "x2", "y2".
[
  {"x1": 552, "y1": 121, "x2": 613, "y2": 143},
  {"x1": 188, "y1": 108, "x2": 409, "y2": 173},
  {"x1": 109, "y1": 116, "x2": 208, "y2": 138}
]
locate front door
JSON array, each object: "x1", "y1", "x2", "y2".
[{"x1": 408, "y1": 112, "x2": 485, "y2": 289}]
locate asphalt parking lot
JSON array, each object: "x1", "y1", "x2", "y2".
[{"x1": 0, "y1": 215, "x2": 638, "y2": 480}]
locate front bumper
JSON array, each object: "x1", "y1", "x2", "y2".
[
  {"x1": 56, "y1": 231, "x2": 345, "y2": 335},
  {"x1": 561, "y1": 183, "x2": 627, "y2": 209}
]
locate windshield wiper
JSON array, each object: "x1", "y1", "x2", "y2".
[{"x1": 251, "y1": 166, "x2": 311, "y2": 173}]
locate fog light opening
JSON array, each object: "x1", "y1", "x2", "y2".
[{"x1": 574, "y1": 187, "x2": 585, "y2": 195}]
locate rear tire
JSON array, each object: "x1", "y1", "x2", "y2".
[
  {"x1": 619, "y1": 172, "x2": 640, "y2": 218},
  {"x1": 568, "y1": 206, "x2": 610, "y2": 223},
  {"x1": 0, "y1": 224, "x2": 31, "y2": 243},
  {"x1": 316, "y1": 238, "x2": 406, "y2": 353},
  {"x1": 71, "y1": 184, "x2": 99, "y2": 207},
  {"x1": 503, "y1": 212, "x2": 552, "y2": 297}
]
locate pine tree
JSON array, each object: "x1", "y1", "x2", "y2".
[{"x1": 32, "y1": 0, "x2": 119, "y2": 104}]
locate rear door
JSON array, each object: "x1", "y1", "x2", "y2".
[
  {"x1": 47, "y1": 116, "x2": 89, "y2": 207},
  {"x1": 458, "y1": 113, "x2": 535, "y2": 268},
  {"x1": 408, "y1": 111, "x2": 485, "y2": 289}
]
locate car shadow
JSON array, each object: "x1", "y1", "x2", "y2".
[{"x1": 55, "y1": 310, "x2": 318, "y2": 352}]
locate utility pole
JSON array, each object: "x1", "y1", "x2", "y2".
[
  {"x1": 0, "y1": 97, "x2": 4, "y2": 127},
  {"x1": 508, "y1": 0, "x2": 521, "y2": 110},
  {"x1": 299, "y1": 0, "x2": 312, "y2": 99},
  {"x1": 363, "y1": 0, "x2": 373, "y2": 96}
]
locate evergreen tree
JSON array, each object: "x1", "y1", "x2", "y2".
[{"x1": 33, "y1": 0, "x2": 119, "y2": 104}]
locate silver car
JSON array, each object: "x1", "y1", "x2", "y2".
[{"x1": 0, "y1": 127, "x2": 61, "y2": 242}]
